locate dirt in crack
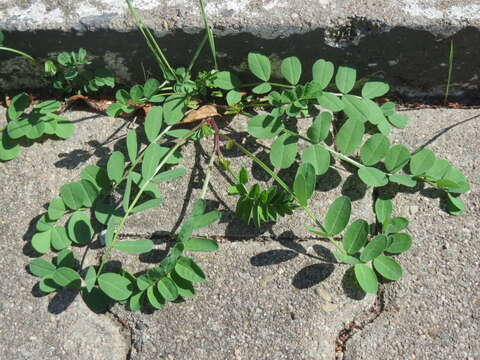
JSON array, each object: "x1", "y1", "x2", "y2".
[{"x1": 334, "y1": 287, "x2": 385, "y2": 359}]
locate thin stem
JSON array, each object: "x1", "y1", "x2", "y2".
[
  {"x1": 98, "y1": 125, "x2": 202, "y2": 275},
  {"x1": 268, "y1": 82, "x2": 295, "y2": 89},
  {"x1": 0, "y1": 47, "x2": 35, "y2": 61},
  {"x1": 114, "y1": 125, "x2": 174, "y2": 189},
  {"x1": 281, "y1": 128, "x2": 366, "y2": 170},
  {"x1": 187, "y1": 32, "x2": 208, "y2": 73},
  {"x1": 444, "y1": 40, "x2": 454, "y2": 106},
  {"x1": 200, "y1": 148, "x2": 217, "y2": 199},
  {"x1": 198, "y1": 0, "x2": 218, "y2": 70}
]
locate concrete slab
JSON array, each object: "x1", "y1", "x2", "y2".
[
  {"x1": 0, "y1": 1, "x2": 479, "y2": 99},
  {"x1": 1, "y1": 106, "x2": 478, "y2": 359},
  {"x1": 343, "y1": 109, "x2": 480, "y2": 360},
  {"x1": 0, "y1": 110, "x2": 130, "y2": 359},
  {"x1": 114, "y1": 240, "x2": 374, "y2": 360}
]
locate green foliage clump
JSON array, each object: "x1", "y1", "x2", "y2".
[
  {"x1": 44, "y1": 48, "x2": 114, "y2": 95},
  {"x1": 24, "y1": 0, "x2": 470, "y2": 313},
  {"x1": 0, "y1": 93, "x2": 74, "y2": 161}
]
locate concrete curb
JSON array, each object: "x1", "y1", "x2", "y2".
[{"x1": 1, "y1": 0, "x2": 479, "y2": 99}]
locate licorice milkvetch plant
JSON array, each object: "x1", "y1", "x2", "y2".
[{"x1": 27, "y1": 0, "x2": 470, "y2": 312}]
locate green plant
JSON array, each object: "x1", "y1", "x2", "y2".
[
  {"x1": 26, "y1": 0, "x2": 469, "y2": 312},
  {"x1": 444, "y1": 40, "x2": 454, "y2": 105},
  {"x1": 44, "y1": 48, "x2": 114, "y2": 95},
  {"x1": 0, "y1": 31, "x2": 34, "y2": 61},
  {"x1": 0, "y1": 93, "x2": 74, "y2": 161}
]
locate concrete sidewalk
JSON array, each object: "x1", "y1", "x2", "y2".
[
  {"x1": 1, "y1": 0, "x2": 479, "y2": 99},
  {"x1": 0, "y1": 106, "x2": 479, "y2": 359}
]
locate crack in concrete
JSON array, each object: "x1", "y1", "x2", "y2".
[
  {"x1": 334, "y1": 286, "x2": 386, "y2": 360},
  {"x1": 107, "y1": 309, "x2": 135, "y2": 360}
]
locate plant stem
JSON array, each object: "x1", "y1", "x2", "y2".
[
  {"x1": 97, "y1": 125, "x2": 201, "y2": 275},
  {"x1": 268, "y1": 82, "x2": 295, "y2": 89},
  {"x1": 114, "y1": 125, "x2": 174, "y2": 189},
  {"x1": 0, "y1": 47, "x2": 35, "y2": 61},
  {"x1": 198, "y1": 0, "x2": 218, "y2": 70},
  {"x1": 200, "y1": 148, "x2": 217, "y2": 199},
  {"x1": 281, "y1": 128, "x2": 366, "y2": 169}
]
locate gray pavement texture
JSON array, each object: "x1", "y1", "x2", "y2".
[
  {"x1": 0, "y1": 0, "x2": 480, "y2": 99},
  {"x1": 0, "y1": 106, "x2": 479, "y2": 359}
]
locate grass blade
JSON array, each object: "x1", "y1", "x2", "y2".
[
  {"x1": 444, "y1": 40, "x2": 454, "y2": 106},
  {"x1": 187, "y1": 32, "x2": 208, "y2": 73},
  {"x1": 125, "y1": 0, "x2": 177, "y2": 81},
  {"x1": 198, "y1": 0, "x2": 218, "y2": 69}
]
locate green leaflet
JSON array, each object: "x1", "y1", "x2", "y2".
[
  {"x1": 67, "y1": 212, "x2": 94, "y2": 245},
  {"x1": 183, "y1": 238, "x2": 219, "y2": 252},
  {"x1": 113, "y1": 239, "x2": 154, "y2": 254},
  {"x1": 212, "y1": 71, "x2": 240, "y2": 90},
  {"x1": 410, "y1": 148, "x2": 435, "y2": 176},
  {"x1": 31, "y1": 230, "x2": 52, "y2": 254},
  {"x1": 360, "y1": 134, "x2": 390, "y2": 166},
  {"x1": 270, "y1": 134, "x2": 298, "y2": 169},
  {"x1": 360, "y1": 235, "x2": 387, "y2": 262},
  {"x1": 98, "y1": 273, "x2": 133, "y2": 301},
  {"x1": 374, "y1": 198, "x2": 392, "y2": 224},
  {"x1": 142, "y1": 143, "x2": 162, "y2": 180},
  {"x1": 80, "y1": 165, "x2": 110, "y2": 191},
  {"x1": 147, "y1": 285, "x2": 165, "y2": 309},
  {"x1": 50, "y1": 226, "x2": 71, "y2": 251},
  {"x1": 384, "y1": 145, "x2": 410, "y2": 173},
  {"x1": 324, "y1": 196, "x2": 351, "y2": 236},
  {"x1": 170, "y1": 271, "x2": 196, "y2": 298},
  {"x1": 307, "y1": 112, "x2": 332, "y2": 144},
  {"x1": 386, "y1": 233, "x2": 412, "y2": 254},
  {"x1": 226, "y1": 90, "x2": 242, "y2": 105},
  {"x1": 151, "y1": 168, "x2": 187, "y2": 183},
  {"x1": 156, "y1": 277, "x2": 179, "y2": 301},
  {"x1": 335, "y1": 66, "x2": 356, "y2": 94},
  {"x1": 84, "y1": 266, "x2": 97, "y2": 292},
  {"x1": 175, "y1": 256, "x2": 206, "y2": 283},
  {"x1": 358, "y1": 167, "x2": 388, "y2": 187},
  {"x1": 293, "y1": 163, "x2": 316, "y2": 206},
  {"x1": 317, "y1": 93, "x2": 344, "y2": 112},
  {"x1": 373, "y1": 256, "x2": 402, "y2": 280},
  {"x1": 354, "y1": 264, "x2": 378, "y2": 294},
  {"x1": 248, "y1": 53, "x2": 271, "y2": 81},
  {"x1": 144, "y1": 106, "x2": 163, "y2": 143},
  {"x1": 0, "y1": 131, "x2": 20, "y2": 161},
  {"x1": 47, "y1": 198, "x2": 66, "y2": 220},
  {"x1": 342, "y1": 219, "x2": 369, "y2": 255},
  {"x1": 336, "y1": 118, "x2": 364, "y2": 155},
  {"x1": 333, "y1": 252, "x2": 361, "y2": 265},
  {"x1": 301, "y1": 144, "x2": 330, "y2": 176},
  {"x1": 163, "y1": 95, "x2": 186, "y2": 125},
  {"x1": 29, "y1": 258, "x2": 56, "y2": 278},
  {"x1": 247, "y1": 114, "x2": 284, "y2": 139},
  {"x1": 52, "y1": 267, "x2": 81, "y2": 289},
  {"x1": 281, "y1": 56, "x2": 302, "y2": 85},
  {"x1": 389, "y1": 174, "x2": 417, "y2": 187},
  {"x1": 312, "y1": 59, "x2": 334, "y2": 89},
  {"x1": 107, "y1": 151, "x2": 125, "y2": 183},
  {"x1": 361, "y1": 81, "x2": 389, "y2": 99}
]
